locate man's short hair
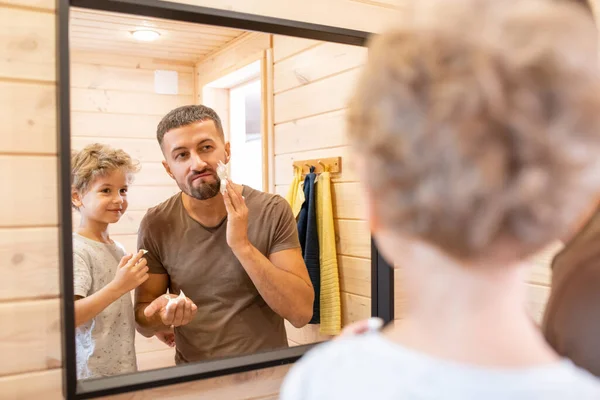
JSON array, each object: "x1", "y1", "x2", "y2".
[{"x1": 156, "y1": 105, "x2": 225, "y2": 146}]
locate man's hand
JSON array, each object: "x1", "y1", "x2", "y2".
[
  {"x1": 155, "y1": 329, "x2": 175, "y2": 348},
  {"x1": 143, "y1": 292, "x2": 198, "y2": 328},
  {"x1": 223, "y1": 180, "x2": 250, "y2": 252}
]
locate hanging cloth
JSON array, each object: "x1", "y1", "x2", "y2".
[
  {"x1": 285, "y1": 166, "x2": 305, "y2": 218},
  {"x1": 297, "y1": 166, "x2": 320, "y2": 324},
  {"x1": 316, "y1": 170, "x2": 341, "y2": 335}
]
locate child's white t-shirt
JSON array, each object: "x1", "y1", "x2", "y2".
[
  {"x1": 280, "y1": 333, "x2": 600, "y2": 400},
  {"x1": 73, "y1": 233, "x2": 137, "y2": 379}
]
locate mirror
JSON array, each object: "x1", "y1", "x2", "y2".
[{"x1": 62, "y1": 1, "x2": 384, "y2": 394}]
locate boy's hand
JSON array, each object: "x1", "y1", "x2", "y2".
[
  {"x1": 143, "y1": 292, "x2": 198, "y2": 328},
  {"x1": 110, "y1": 250, "x2": 149, "y2": 296}
]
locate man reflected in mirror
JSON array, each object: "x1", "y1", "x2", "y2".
[{"x1": 134, "y1": 105, "x2": 314, "y2": 364}]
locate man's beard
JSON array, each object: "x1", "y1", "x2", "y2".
[{"x1": 180, "y1": 171, "x2": 221, "y2": 200}]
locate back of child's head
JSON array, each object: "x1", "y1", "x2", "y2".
[
  {"x1": 347, "y1": 0, "x2": 600, "y2": 263},
  {"x1": 71, "y1": 143, "x2": 140, "y2": 205}
]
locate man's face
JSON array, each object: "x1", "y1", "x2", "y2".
[{"x1": 161, "y1": 120, "x2": 230, "y2": 200}]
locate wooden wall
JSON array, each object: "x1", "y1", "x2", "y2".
[{"x1": 272, "y1": 37, "x2": 371, "y2": 344}]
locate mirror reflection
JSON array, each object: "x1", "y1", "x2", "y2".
[{"x1": 69, "y1": 6, "x2": 370, "y2": 381}]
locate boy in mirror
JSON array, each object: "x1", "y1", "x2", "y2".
[{"x1": 71, "y1": 143, "x2": 148, "y2": 379}]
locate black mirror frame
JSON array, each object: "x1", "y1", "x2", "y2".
[{"x1": 56, "y1": 1, "x2": 394, "y2": 398}]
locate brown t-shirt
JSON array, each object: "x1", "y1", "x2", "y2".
[
  {"x1": 542, "y1": 209, "x2": 600, "y2": 377},
  {"x1": 137, "y1": 186, "x2": 300, "y2": 364}
]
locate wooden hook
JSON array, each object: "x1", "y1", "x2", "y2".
[{"x1": 318, "y1": 160, "x2": 327, "y2": 171}]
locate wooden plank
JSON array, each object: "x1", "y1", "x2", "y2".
[
  {"x1": 137, "y1": 348, "x2": 176, "y2": 371},
  {"x1": 71, "y1": 63, "x2": 194, "y2": 95},
  {"x1": 107, "y1": 363, "x2": 290, "y2": 400},
  {"x1": 265, "y1": 48, "x2": 276, "y2": 193},
  {"x1": 127, "y1": 185, "x2": 180, "y2": 211},
  {"x1": 273, "y1": 35, "x2": 321, "y2": 63},
  {"x1": 0, "y1": 81, "x2": 56, "y2": 154},
  {"x1": 0, "y1": 155, "x2": 57, "y2": 227},
  {"x1": 334, "y1": 219, "x2": 371, "y2": 259},
  {"x1": 341, "y1": 292, "x2": 371, "y2": 325},
  {"x1": 284, "y1": 320, "x2": 332, "y2": 345},
  {"x1": 526, "y1": 283, "x2": 551, "y2": 325},
  {"x1": 0, "y1": 7, "x2": 55, "y2": 82},
  {"x1": 71, "y1": 111, "x2": 162, "y2": 139},
  {"x1": 331, "y1": 182, "x2": 366, "y2": 220},
  {"x1": 70, "y1": 39, "x2": 210, "y2": 59},
  {"x1": 70, "y1": 51, "x2": 195, "y2": 72},
  {"x1": 276, "y1": 182, "x2": 366, "y2": 220},
  {"x1": 72, "y1": 137, "x2": 165, "y2": 163},
  {"x1": 0, "y1": 299, "x2": 61, "y2": 376},
  {"x1": 112, "y1": 234, "x2": 139, "y2": 254},
  {"x1": 0, "y1": 227, "x2": 59, "y2": 301},
  {"x1": 70, "y1": 8, "x2": 242, "y2": 38},
  {"x1": 136, "y1": 332, "x2": 174, "y2": 354},
  {"x1": 274, "y1": 68, "x2": 361, "y2": 124},
  {"x1": 201, "y1": 87, "x2": 230, "y2": 140},
  {"x1": 135, "y1": 163, "x2": 175, "y2": 186},
  {"x1": 274, "y1": 145, "x2": 357, "y2": 185},
  {"x1": 72, "y1": 210, "x2": 145, "y2": 236},
  {"x1": 69, "y1": 20, "x2": 238, "y2": 43},
  {"x1": 70, "y1": 30, "x2": 219, "y2": 53},
  {"x1": 71, "y1": 45, "x2": 209, "y2": 64},
  {"x1": 196, "y1": 33, "x2": 270, "y2": 87},
  {"x1": 274, "y1": 42, "x2": 367, "y2": 93},
  {"x1": 71, "y1": 88, "x2": 193, "y2": 116},
  {"x1": 274, "y1": 109, "x2": 348, "y2": 155},
  {"x1": 338, "y1": 255, "x2": 370, "y2": 297},
  {"x1": 0, "y1": 369, "x2": 62, "y2": 400}
]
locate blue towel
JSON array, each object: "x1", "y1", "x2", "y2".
[{"x1": 297, "y1": 166, "x2": 320, "y2": 324}]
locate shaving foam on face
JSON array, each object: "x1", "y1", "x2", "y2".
[
  {"x1": 165, "y1": 290, "x2": 186, "y2": 312},
  {"x1": 216, "y1": 160, "x2": 229, "y2": 194}
]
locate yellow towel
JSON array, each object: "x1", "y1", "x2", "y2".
[
  {"x1": 316, "y1": 171, "x2": 342, "y2": 335},
  {"x1": 285, "y1": 167, "x2": 305, "y2": 218}
]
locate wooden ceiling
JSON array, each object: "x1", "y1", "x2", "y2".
[{"x1": 69, "y1": 7, "x2": 246, "y2": 64}]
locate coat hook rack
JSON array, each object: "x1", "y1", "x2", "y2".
[{"x1": 293, "y1": 156, "x2": 341, "y2": 175}]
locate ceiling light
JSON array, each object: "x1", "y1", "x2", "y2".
[{"x1": 131, "y1": 29, "x2": 160, "y2": 42}]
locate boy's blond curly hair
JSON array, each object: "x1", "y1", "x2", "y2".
[
  {"x1": 71, "y1": 143, "x2": 141, "y2": 202},
  {"x1": 347, "y1": 0, "x2": 600, "y2": 261}
]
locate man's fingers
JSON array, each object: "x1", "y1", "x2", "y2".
[
  {"x1": 226, "y1": 181, "x2": 241, "y2": 209},
  {"x1": 223, "y1": 187, "x2": 236, "y2": 214},
  {"x1": 181, "y1": 300, "x2": 192, "y2": 325},
  {"x1": 143, "y1": 296, "x2": 167, "y2": 318},
  {"x1": 172, "y1": 299, "x2": 185, "y2": 326}
]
